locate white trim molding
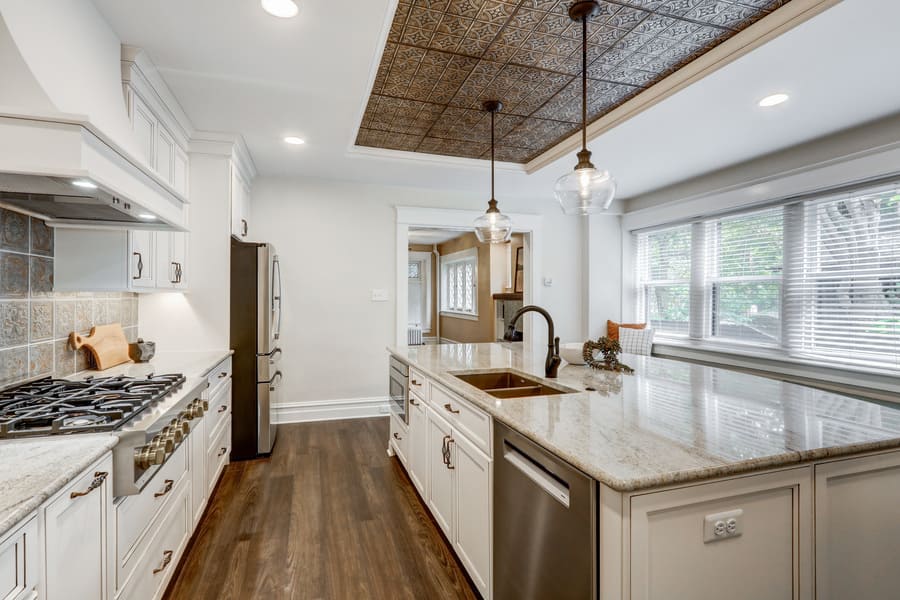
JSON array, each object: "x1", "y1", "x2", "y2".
[{"x1": 274, "y1": 397, "x2": 391, "y2": 424}]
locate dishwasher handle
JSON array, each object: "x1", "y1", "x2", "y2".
[{"x1": 503, "y1": 441, "x2": 570, "y2": 508}]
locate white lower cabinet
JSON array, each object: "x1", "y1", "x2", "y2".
[
  {"x1": 389, "y1": 413, "x2": 409, "y2": 468},
  {"x1": 0, "y1": 516, "x2": 38, "y2": 600},
  {"x1": 452, "y1": 430, "x2": 492, "y2": 597},
  {"x1": 407, "y1": 396, "x2": 428, "y2": 497},
  {"x1": 814, "y1": 452, "x2": 900, "y2": 600},
  {"x1": 629, "y1": 467, "x2": 811, "y2": 600},
  {"x1": 426, "y1": 406, "x2": 455, "y2": 540},
  {"x1": 420, "y1": 399, "x2": 493, "y2": 598},
  {"x1": 44, "y1": 453, "x2": 113, "y2": 600}
]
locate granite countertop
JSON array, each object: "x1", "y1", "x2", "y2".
[
  {"x1": 389, "y1": 342, "x2": 900, "y2": 492},
  {"x1": 0, "y1": 350, "x2": 233, "y2": 539},
  {"x1": 0, "y1": 434, "x2": 119, "y2": 538}
]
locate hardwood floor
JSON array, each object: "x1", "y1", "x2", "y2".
[{"x1": 164, "y1": 418, "x2": 479, "y2": 600}]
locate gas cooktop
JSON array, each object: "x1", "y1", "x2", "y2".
[{"x1": 0, "y1": 373, "x2": 186, "y2": 438}]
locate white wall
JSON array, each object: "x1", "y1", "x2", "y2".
[
  {"x1": 251, "y1": 176, "x2": 593, "y2": 408},
  {"x1": 138, "y1": 154, "x2": 231, "y2": 351}
]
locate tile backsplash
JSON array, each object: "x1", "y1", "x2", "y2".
[{"x1": 0, "y1": 208, "x2": 139, "y2": 385}]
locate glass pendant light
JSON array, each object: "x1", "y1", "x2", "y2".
[
  {"x1": 554, "y1": 1, "x2": 616, "y2": 216},
  {"x1": 474, "y1": 100, "x2": 513, "y2": 244}
]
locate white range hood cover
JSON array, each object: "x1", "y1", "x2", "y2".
[{"x1": 0, "y1": 0, "x2": 187, "y2": 229}]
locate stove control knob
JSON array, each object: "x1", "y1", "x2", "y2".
[
  {"x1": 191, "y1": 399, "x2": 205, "y2": 418},
  {"x1": 136, "y1": 446, "x2": 165, "y2": 469},
  {"x1": 164, "y1": 423, "x2": 184, "y2": 444},
  {"x1": 201, "y1": 399, "x2": 209, "y2": 412},
  {"x1": 153, "y1": 434, "x2": 174, "y2": 454}
]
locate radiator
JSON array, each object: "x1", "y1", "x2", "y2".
[{"x1": 407, "y1": 325, "x2": 424, "y2": 346}]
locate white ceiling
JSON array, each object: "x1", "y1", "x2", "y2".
[
  {"x1": 408, "y1": 228, "x2": 469, "y2": 246},
  {"x1": 92, "y1": 0, "x2": 900, "y2": 201}
]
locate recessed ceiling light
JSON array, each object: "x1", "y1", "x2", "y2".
[
  {"x1": 137, "y1": 214, "x2": 157, "y2": 221},
  {"x1": 758, "y1": 93, "x2": 790, "y2": 107},
  {"x1": 261, "y1": 0, "x2": 298, "y2": 18},
  {"x1": 72, "y1": 179, "x2": 97, "y2": 189},
  {"x1": 284, "y1": 136, "x2": 305, "y2": 145}
]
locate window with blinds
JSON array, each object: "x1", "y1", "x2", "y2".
[
  {"x1": 707, "y1": 208, "x2": 784, "y2": 345},
  {"x1": 787, "y1": 189, "x2": 900, "y2": 368},
  {"x1": 635, "y1": 224, "x2": 692, "y2": 336},
  {"x1": 441, "y1": 248, "x2": 478, "y2": 316},
  {"x1": 633, "y1": 182, "x2": 900, "y2": 371}
]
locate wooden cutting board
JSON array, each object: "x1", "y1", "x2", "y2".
[{"x1": 69, "y1": 323, "x2": 132, "y2": 370}]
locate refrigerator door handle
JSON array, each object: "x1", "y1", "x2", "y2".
[{"x1": 272, "y1": 256, "x2": 282, "y2": 341}]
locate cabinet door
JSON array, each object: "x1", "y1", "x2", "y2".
[
  {"x1": 231, "y1": 168, "x2": 247, "y2": 239},
  {"x1": 630, "y1": 468, "x2": 811, "y2": 600},
  {"x1": 453, "y1": 431, "x2": 491, "y2": 597},
  {"x1": 815, "y1": 452, "x2": 900, "y2": 600},
  {"x1": 426, "y1": 406, "x2": 455, "y2": 539},
  {"x1": 44, "y1": 455, "x2": 112, "y2": 600},
  {"x1": 154, "y1": 232, "x2": 173, "y2": 289},
  {"x1": 169, "y1": 232, "x2": 188, "y2": 290},
  {"x1": 130, "y1": 94, "x2": 156, "y2": 168},
  {"x1": 173, "y1": 146, "x2": 189, "y2": 198},
  {"x1": 156, "y1": 126, "x2": 175, "y2": 185},
  {"x1": 129, "y1": 230, "x2": 156, "y2": 288},
  {"x1": 408, "y1": 396, "x2": 428, "y2": 497},
  {"x1": 190, "y1": 415, "x2": 207, "y2": 527}
]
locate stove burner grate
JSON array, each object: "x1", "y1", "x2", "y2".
[{"x1": 0, "y1": 373, "x2": 186, "y2": 438}]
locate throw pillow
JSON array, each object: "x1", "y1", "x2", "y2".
[
  {"x1": 606, "y1": 319, "x2": 647, "y2": 342},
  {"x1": 619, "y1": 327, "x2": 654, "y2": 356}
]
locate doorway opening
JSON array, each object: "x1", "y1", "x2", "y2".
[{"x1": 407, "y1": 228, "x2": 528, "y2": 345}]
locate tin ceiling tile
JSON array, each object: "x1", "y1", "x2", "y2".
[{"x1": 355, "y1": 0, "x2": 784, "y2": 161}]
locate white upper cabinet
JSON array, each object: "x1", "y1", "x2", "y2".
[
  {"x1": 231, "y1": 166, "x2": 251, "y2": 239},
  {"x1": 122, "y1": 47, "x2": 191, "y2": 201},
  {"x1": 130, "y1": 229, "x2": 157, "y2": 289}
]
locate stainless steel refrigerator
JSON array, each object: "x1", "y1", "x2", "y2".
[{"x1": 230, "y1": 237, "x2": 282, "y2": 459}]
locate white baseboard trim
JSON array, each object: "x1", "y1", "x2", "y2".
[
  {"x1": 440, "y1": 337, "x2": 461, "y2": 344},
  {"x1": 274, "y1": 397, "x2": 391, "y2": 424}
]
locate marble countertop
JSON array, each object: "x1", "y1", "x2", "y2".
[
  {"x1": 390, "y1": 342, "x2": 900, "y2": 492},
  {"x1": 0, "y1": 434, "x2": 118, "y2": 539},
  {"x1": 0, "y1": 350, "x2": 232, "y2": 539}
]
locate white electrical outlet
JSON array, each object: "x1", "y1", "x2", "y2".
[
  {"x1": 703, "y1": 509, "x2": 743, "y2": 543},
  {"x1": 371, "y1": 289, "x2": 388, "y2": 302},
  {"x1": 378, "y1": 405, "x2": 389, "y2": 414}
]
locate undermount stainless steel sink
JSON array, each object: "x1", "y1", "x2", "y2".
[{"x1": 451, "y1": 370, "x2": 574, "y2": 399}]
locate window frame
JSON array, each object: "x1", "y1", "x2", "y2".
[{"x1": 440, "y1": 247, "x2": 478, "y2": 318}]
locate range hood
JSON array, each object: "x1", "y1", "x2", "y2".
[{"x1": 0, "y1": 0, "x2": 187, "y2": 230}]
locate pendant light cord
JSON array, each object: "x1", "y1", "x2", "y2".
[
  {"x1": 491, "y1": 108, "x2": 495, "y2": 200},
  {"x1": 581, "y1": 15, "x2": 587, "y2": 153}
]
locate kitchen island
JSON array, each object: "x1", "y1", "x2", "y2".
[{"x1": 388, "y1": 342, "x2": 900, "y2": 600}]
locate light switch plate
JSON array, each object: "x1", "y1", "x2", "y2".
[
  {"x1": 703, "y1": 509, "x2": 743, "y2": 543},
  {"x1": 371, "y1": 289, "x2": 388, "y2": 302}
]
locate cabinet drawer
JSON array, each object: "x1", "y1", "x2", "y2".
[
  {"x1": 389, "y1": 412, "x2": 409, "y2": 468},
  {"x1": 0, "y1": 517, "x2": 37, "y2": 600},
  {"x1": 206, "y1": 380, "x2": 232, "y2": 447},
  {"x1": 409, "y1": 368, "x2": 428, "y2": 402},
  {"x1": 116, "y1": 442, "x2": 188, "y2": 581},
  {"x1": 205, "y1": 357, "x2": 232, "y2": 399},
  {"x1": 207, "y1": 416, "x2": 232, "y2": 496},
  {"x1": 117, "y1": 477, "x2": 191, "y2": 600},
  {"x1": 431, "y1": 383, "x2": 492, "y2": 457}
]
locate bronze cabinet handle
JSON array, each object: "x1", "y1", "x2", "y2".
[
  {"x1": 170, "y1": 261, "x2": 178, "y2": 284},
  {"x1": 409, "y1": 397, "x2": 419, "y2": 406},
  {"x1": 154, "y1": 479, "x2": 174, "y2": 498},
  {"x1": 444, "y1": 403, "x2": 460, "y2": 415},
  {"x1": 393, "y1": 432, "x2": 402, "y2": 441},
  {"x1": 411, "y1": 379, "x2": 419, "y2": 385},
  {"x1": 70, "y1": 471, "x2": 108, "y2": 499},
  {"x1": 153, "y1": 550, "x2": 174, "y2": 575},
  {"x1": 132, "y1": 252, "x2": 143, "y2": 280},
  {"x1": 444, "y1": 437, "x2": 455, "y2": 470},
  {"x1": 218, "y1": 447, "x2": 227, "y2": 457},
  {"x1": 218, "y1": 405, "x2": 227, "y2": 413},
  {"x1": 218, "y1": 371, "x2": 228, "y2": 379},
  {"x1": 241, "y1": 219, "x2": 248, "y2": 237}
]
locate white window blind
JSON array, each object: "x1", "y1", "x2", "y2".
[
  {"x1": 633, "y1": 182, "x2": 900, "y2": 372},
  {"x1": 707, "y1": 207, "x2": 784, "y2": 345},
  {"x1": 786, "y1": 189, "x2": 900, "y2": 369},
  {"x1": 636, "y1": 224, "x2": 692, "y2": 336}
]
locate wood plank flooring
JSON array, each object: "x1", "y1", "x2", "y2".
[{"x1": 164, "y1": 418, "x2": 479, "y2": 600}]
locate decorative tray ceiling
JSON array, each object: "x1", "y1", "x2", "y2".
[{"x1": 356, "y1": 0, "x2": 788, "y2": 163}]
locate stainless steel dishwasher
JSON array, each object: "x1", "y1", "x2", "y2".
[{"x1": 494, "y1": 421, "x2": 597, "y2": 600}]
